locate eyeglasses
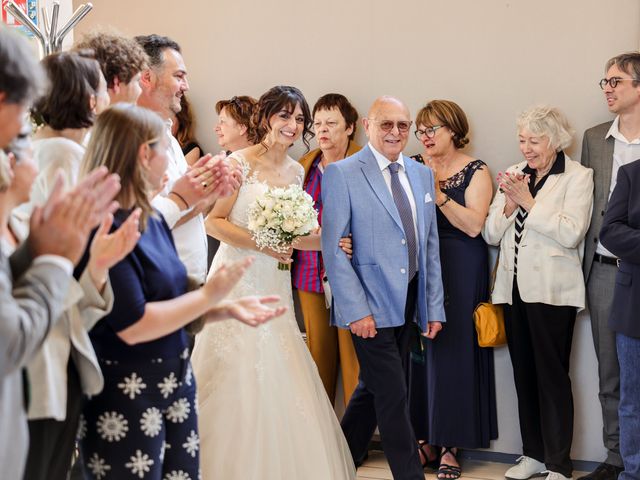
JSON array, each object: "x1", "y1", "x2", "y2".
[
  {"x1": 599, "y1": 77, "x2": 639, "y2": 89},
  {"x1": 414, "y1": 125, "x2": 444, "y2": 140},
  {"x1": 369, "y1": 119, "x2": 413, "y2": 133}
]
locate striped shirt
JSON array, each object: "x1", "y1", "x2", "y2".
[
  {"x1": 514, "y1": 151, "x2": 566, "y2": 273},
  {"x1": 292, "y1": 155, "x2": 324, "y2": 292}
]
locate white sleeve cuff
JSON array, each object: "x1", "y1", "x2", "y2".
[{"x1": 32, "y1": 255, "x2": 73, "y2": 275}]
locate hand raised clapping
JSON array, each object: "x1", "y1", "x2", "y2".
[
  {"x1": 497, "y1": 171, "x2": 534, "y2": 215},
  {"x1": 88, "y1": 209, "x2": 142, "y2": 289}
]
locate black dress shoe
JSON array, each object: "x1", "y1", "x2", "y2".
[{"x1": 577, "y1": 463, "x2": 624, "y2": 480}]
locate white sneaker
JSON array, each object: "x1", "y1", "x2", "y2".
[
  {"x1": 543, "y1": 471, "x2": 572, "y2": 480},
  {"x1": 505, "y1": 456, "x2": 546, "y2": 480}
]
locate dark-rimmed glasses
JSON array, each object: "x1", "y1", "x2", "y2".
[
  {"x1": 599, "y1": 77, "x2": 639, "y2": 89},
  {"x1": 415, "y1": 125, "x2": 444, "y2": 140},
  {"x1": 369, "y1": 119, "x2": 413, "y2": 133}
]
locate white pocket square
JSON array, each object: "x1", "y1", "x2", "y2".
[{"x1": 424, "y1": 193, "x2": 433, "y2": 203}]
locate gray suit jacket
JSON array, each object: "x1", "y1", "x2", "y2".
[
  {"x1": 582, "y1": 121, "x2": 615, "y2": 281},
  {"x1": 0, "y1": 244, "x2": 71, "y2": 480}
]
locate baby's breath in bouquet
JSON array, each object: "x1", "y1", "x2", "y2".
[{"x1": 247, "y1": 185, "x2": 319, "y2": 270}]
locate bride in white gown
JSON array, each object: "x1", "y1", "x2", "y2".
[{"x1": 191, "y1": 86, "x2": 356, "y2": 480}]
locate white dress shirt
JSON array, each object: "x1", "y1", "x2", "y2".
[
  {"x1": 368, "y1": 142, "x2": 419, "y2": 243},
  {"x1": 595, "y1": 117, "x2": 640, "y2": 258},
  {"x1": 151, "y1": 125, "x2": 208, "y2": 283}
]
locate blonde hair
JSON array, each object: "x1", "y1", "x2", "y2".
[
  {"x1": 83, "y1": 104, "x2": 165, "y2": 229},
  {"x1": 517, "y1": 106, "x2": 573, "y2": 152},
  {"x1": 0, "y1": 151, "x2": 11, "y2": 192}
]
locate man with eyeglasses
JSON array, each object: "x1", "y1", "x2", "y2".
[
  {"x1": 580, "y1": 52, "x2": 640, "y2": 480},
  {"x1": 322, "y1": 96, "x2": 445, "y2": 480}
]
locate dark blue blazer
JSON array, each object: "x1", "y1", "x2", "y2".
[{"x1": 600, "y1": 158, "x2": 640, "y2": 338}]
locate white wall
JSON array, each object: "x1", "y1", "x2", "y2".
[{"x1": 74, "y1": 0, "x2": 640, "y2": 462}]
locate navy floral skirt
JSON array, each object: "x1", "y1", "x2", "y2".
[{"x1": 79, "y1": 349, "x2": 200, "y2": 480}]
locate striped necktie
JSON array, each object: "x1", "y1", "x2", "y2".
[{"x1": 388, "y1": 162, "x2": 417, "y2": 279}]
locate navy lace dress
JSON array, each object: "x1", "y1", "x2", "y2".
[{"x1": 409, "y1": 156, "x2": 498, "y2": 449}]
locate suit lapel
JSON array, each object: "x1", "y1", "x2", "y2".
[
  {"x1": 600, "y1": 136, "x2": 615, "y2": 207},
  {"x1": 360, "y1": 147, "x2": 404, "y2": 231}
]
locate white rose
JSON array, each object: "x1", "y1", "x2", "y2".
[
  {"x1": 263, "y1": 197, "x2": 275, "y2": 210},
  {"x1": 282, "y1": 218, "x2": 296, "y2": 233}
]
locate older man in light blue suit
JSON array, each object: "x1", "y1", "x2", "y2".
[{"x1": 322, "y1": 96, "x2": 445, "y2": 480}]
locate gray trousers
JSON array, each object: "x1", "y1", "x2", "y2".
[{"x1": 586, "y1": 260, "x2": 622, "y2": 467}]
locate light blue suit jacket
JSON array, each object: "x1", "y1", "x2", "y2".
[{"x1": 321, "y1": 145, "x2": 446, "y2": 332}]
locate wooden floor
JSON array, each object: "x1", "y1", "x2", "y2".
[{"x1": 356, "y1": 452, "x2": 587, "y2": 479}]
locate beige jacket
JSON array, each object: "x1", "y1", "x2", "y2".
[
  {"x1": 4, "y1": 214, "x2": 113, "y2": 421},
  {"x1": 482, "y1": 155, "x2": 593, "y2": 309}
]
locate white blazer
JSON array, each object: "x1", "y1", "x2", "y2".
[{"x1": 482, "y1": 155, "x2": 593, "y2": 310}]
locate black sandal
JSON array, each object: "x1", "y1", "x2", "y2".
[
  {"x1": 417, "y1": 440, "x2": 438, "y2": 470},
  {"x1": 437, "y1": 447, "x2": 462, "y2": 480}
]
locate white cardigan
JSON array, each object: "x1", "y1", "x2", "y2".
[
  {"x1": 482, "y1": 155, "x2": 593, "y2": 310},
  {"x1": 16, "y1": 137, "x2": 114, "y2": 420}
]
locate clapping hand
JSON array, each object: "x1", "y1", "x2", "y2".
[
  {"x1": 217, "y1": 295, "x2": 287, "y2": 327},
  {"x1": 171, "y1": 153, "x2": 218, "y2": 207},
  {"x1": 498, "y1": 171, "x2": 534, "y2": 212},
  {"x1": 189, "y1": 154, "x2": 243, "y2": 215},
  {"x1": 203, "y1": 256, "x2": 255, "y2": 307},
  {"x1": 205, "y1": 153, "x2": 242, "y2": 200},
  {"x1": 88, "y1": 209, "x2": 142, "y2": 289},
  {"x1": 28, "y1": 167, "x2": 121, "y2": 265}
]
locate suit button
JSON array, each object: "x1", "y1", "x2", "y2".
[
  {"x1": 594, "y1": 238, "x2": 598, "y2": 243},
  {"x1": 400, "y1": 268, "x2": 406, "y2": 274},
  {"x1": 401, "y1": 239, "x2": 406, "y2": 245},
  {"x1": 601, "y1": 210, "x2": 605, "y2": 216}
]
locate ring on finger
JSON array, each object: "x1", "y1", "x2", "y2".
[{"x1": 202, "y1": 181, "x2": 208, "y2": 188}]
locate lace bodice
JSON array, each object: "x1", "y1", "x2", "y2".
[
  {"x1": 227, "y1": 152, "x2": 304, "y2": 229},
  {"x1": 190, "y1": 155, "x2": 355, "y2": 480}
]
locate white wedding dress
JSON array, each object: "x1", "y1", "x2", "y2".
[{"x1": 191, "y1": 154, "x2": 356, "y2": 480}]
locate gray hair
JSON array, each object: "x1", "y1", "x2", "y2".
[
  {"x1": 516, "y1": 106, "x2": 573, "y2": 152},
  {"x1": 605, "y1": 52, "x2": 640, "y2": 86},
  {"x1": 0, "y1": 27, "x2": 46, "y2": 104}
]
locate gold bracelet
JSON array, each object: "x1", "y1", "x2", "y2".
[{"x1": 437, "y1": 195, "x2": 451, "y2": 208}]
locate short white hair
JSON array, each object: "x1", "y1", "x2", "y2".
[{"x1": 516, "y1": 106, "x2": 573, "y2": 152}]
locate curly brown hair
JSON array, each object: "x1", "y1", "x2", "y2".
[{"x1": 75, "y1": 31, "x2": 148, "y2": 88}]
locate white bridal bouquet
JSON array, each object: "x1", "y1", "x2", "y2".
[{"x1": 247, "y1": 184, "x2": 319, "y2": 270}]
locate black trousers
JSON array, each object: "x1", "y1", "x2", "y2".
[
  {"x1": 504, "y1": 279, "x2": 576, "y2": 477},
  {"x1": 23, "y1": 359, "x2": 83, "y2": 480},
  {"x1": 341, "y1": 275, "x2": 423, "y2": 480}
]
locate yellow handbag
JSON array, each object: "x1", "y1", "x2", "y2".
[{"x1": 473, "y1": 255, "x2": 507, "y2": 348}]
